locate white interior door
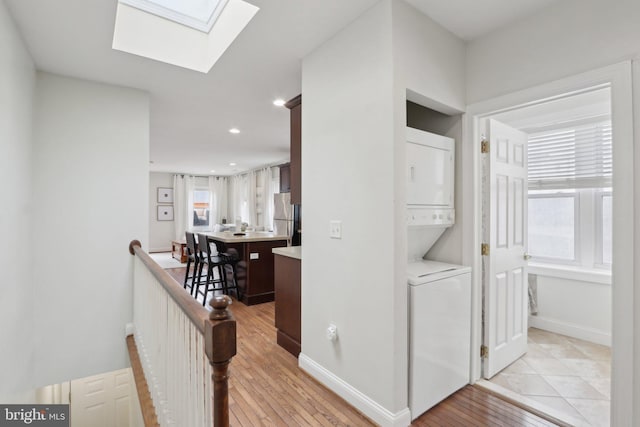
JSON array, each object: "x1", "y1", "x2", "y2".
[
  {"x1": 70, "y1": 368, "x2": 133, "y2": 427},
  {"x1": 483, "y1": 118, "x2": 529, "y2": 379}
]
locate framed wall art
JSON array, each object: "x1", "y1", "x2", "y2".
[
  {"x1": 157, "y1": 187, "x2": 174, "y2": 203},
  {"x1": 157, "y1": 205, "x2": 174, "y2": 221}
]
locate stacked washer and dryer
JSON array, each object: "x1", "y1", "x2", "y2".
[{"x1": 406, "y1": 127, "x2": 471, "y2": 420}]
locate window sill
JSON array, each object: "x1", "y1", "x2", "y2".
[{"x1": 529, "y1": 263, "x2": 611, "y2": 285}]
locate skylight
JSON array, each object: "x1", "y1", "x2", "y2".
[
  {"x1": 119, "y1": 0, "x2": 229, "y2": 33},
  {"x1": 112, "y1": 0, "x2": 259, "y2": 73}
]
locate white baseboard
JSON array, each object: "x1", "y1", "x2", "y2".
[
  {"x1": 149, "y1": 247, "x2": 171, "y2": 253},
  {"x1": 298, "y1": 353, "x2": 412, "y2": 427},
  {"x1": 529, "y1": 316, "x2": 611, "y2": 346}
]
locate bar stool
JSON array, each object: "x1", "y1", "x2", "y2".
[
  {"x1": 183, "y1": 231, "x2": 199, "y2": 295},
  {"x1": 210, "y1": 239, "x2": 242, "y2": 301},
  {"x1": 195, "y1": 234, "x2": 229, "y2": 306}
]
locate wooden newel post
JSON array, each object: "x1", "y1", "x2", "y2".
[
  {"x1": 205, "y1": 295, "x2": 237, "y2": 427},
  {"x1": 129, "y1": 239, "x2": 142, "y2": 255}
]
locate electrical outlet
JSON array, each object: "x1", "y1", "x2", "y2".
[
  {"x1": 329, "y1": 220, "x2": 342, "y2": 239},
  {"x1": 326, "y1": 324, "x2": 338, "y2": 341}
]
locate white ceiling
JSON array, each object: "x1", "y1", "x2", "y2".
[
  {"x1": 405, "y1": 0, "x2": 559, "y2": 41},
  {"x1": 5, "y1": 0, "x2": 560, "y2": 176},
  {"x1": 492, "y1": 87, "x2": 611, "y2": 133}
]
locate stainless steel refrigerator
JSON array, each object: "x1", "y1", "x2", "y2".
[{"x1": 273, "y1": 192, "x2": 293, "y2": 239}]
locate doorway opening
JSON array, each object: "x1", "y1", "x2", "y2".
[{"x1": 478, "y1": 86, "x2": 612, "y2": 426}]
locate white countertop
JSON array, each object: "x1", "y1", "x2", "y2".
[
  {"x1": 204, "y1": 231, "x2": 289, "y2": 243},
  {"x1": 272, "y1": 246, "x2": 302, "y2": 260}
]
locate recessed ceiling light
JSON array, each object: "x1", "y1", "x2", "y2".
[
  {"x1": 229, "y1": 128, "x2": 240, "y2": 134},
  {"x1": 210, "y1": 169, "x2": 216, "y2": 173},
  {"x1": 229, "y1": 162, "x2": 237, "y2": 166},
  {"x1": 273, "y1": 99, "x2": 286, "y2": 107}
]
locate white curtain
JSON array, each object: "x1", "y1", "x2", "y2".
[
  {"x1": 227, "y1": 176, "x2": 236, "y2": 223},
  {"x1": 173, "y1": 174, "x2": 195, "y2": 241},
  {"x1": 248, "y1": 170, "x2": 258, "y2": 227},
  {"x1": 228, "y1": 175, "x2": 240, "y2": 224},
  {"x1": 208, "y1": 176, "x2": 229, "y2": 224},
  {"x1": 227, "y1": 166, "x2": 279, "y2": 229}
]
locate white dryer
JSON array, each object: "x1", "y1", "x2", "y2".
[{"x1": 408, "y1": 260, "x2": 471, "y2": 420}]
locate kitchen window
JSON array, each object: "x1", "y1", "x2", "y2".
[{"x1": 192, "y1": 189, "x2": 211, "y2": 228}]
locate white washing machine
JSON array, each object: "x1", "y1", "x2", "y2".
[{"x1": 408, "y1": 259, "x2": 471, "y2": 420}]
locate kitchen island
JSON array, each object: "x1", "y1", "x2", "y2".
[
  {"x1": 273, "y1": 246, "x2": 302, "y2": 357},
  {"x1": 204, "y1": 232, "x2": 288, "y2": 306}
]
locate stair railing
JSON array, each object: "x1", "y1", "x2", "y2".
[{"x1": 128, "y1": 240, "x2": 236, "y2": 427}]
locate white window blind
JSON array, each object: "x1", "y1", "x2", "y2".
[{"x1": 528, "y1": 120, "x2": 612, "y2": 190}]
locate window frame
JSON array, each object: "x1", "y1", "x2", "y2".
[{"x1": 594, "y1": 189, "x2": 613, "y2": 268}]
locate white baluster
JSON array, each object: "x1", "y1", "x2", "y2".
[{"x1": 132, "y1": 255, "x2": 218, "y2": 427}]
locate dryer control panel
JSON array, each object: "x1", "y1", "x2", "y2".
[{"x1": 407, "y1": 207, "x2": 455, "y2": 227}]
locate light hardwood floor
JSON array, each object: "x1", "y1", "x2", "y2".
[{"x1": 166, "y1": 267, "x2": 558, "y2": 426}]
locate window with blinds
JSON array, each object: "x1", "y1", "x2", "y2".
[
  {"x1": 528, "y1": 120, "x2": 612, "y2": 190},
  {"x1": 527, "y1": 118, "x2": 612, "y2": 268}
]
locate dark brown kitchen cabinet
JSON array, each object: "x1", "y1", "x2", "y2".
[
  {"x1": 274, "y1": 253, "x2": 301, "y2": 357},
  {"x1": 279, "y1": 163, "x2": 291, "y2": 193},
  {"x1": 213, "y1": 237, "x2": 287, "y2": 306},
  {"x1": 285, "y1": 95, "x2": 301, "y2": 205}
]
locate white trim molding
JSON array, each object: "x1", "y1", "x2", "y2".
[
  {"x1": 298, "y1": 353, "x2": 412, "y2": 427},
  {"x1": 464, "y1": 61, "x2": 635, "y2": 426},
  {"x1": 529, "y1": 263, "x2": 611, "y2": 286},
  {"x1": 529, "y1": 316, "x2": 611, "y2": 347}
]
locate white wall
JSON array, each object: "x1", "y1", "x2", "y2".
[
  {"x1": 466, "y1": 0, "x2": 640, "y2": 104},
  {"x1": 392, "y1": 0, "x2": 466, "y2": 113},
  {"x1": 530, "y1": 275, "x2": 611, "y2": 346},
  {"x1": 466, "y1": 3, "x2": 640, "y2": 424},
  {"x1": 0, "y1": 0, "x2": 36, "y2": 403},
  {"x1": 301, "y1": 1, "x2": 466, "y2": 424},
  {"x1": 301, "y1": 1, "x2": 399, "y2": 421},
  {"x1": 32, "y1": 72, "x2": 149, "y2": 387},
  {"x1": 149, "y1": 172, "x2": 174, "y2": 252}
]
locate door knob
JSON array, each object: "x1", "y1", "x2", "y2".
[{"x1": 523, "y1": 253, "x2": 532, "y2": 261}]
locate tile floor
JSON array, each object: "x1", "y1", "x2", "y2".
[{"x1": 489, "y1": 328, "x2": 611, "y2": 427}]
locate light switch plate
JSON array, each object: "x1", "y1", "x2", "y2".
[
  {"x1": 249, "y1": 252, "x2": 259, "y2": 260},
  {"x1": 329, "y1": 220, "x2": 342, "y2": 239}
]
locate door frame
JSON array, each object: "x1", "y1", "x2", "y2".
[{"x1": 462, "y1": 61, "x2": 634, "y2": 424}]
